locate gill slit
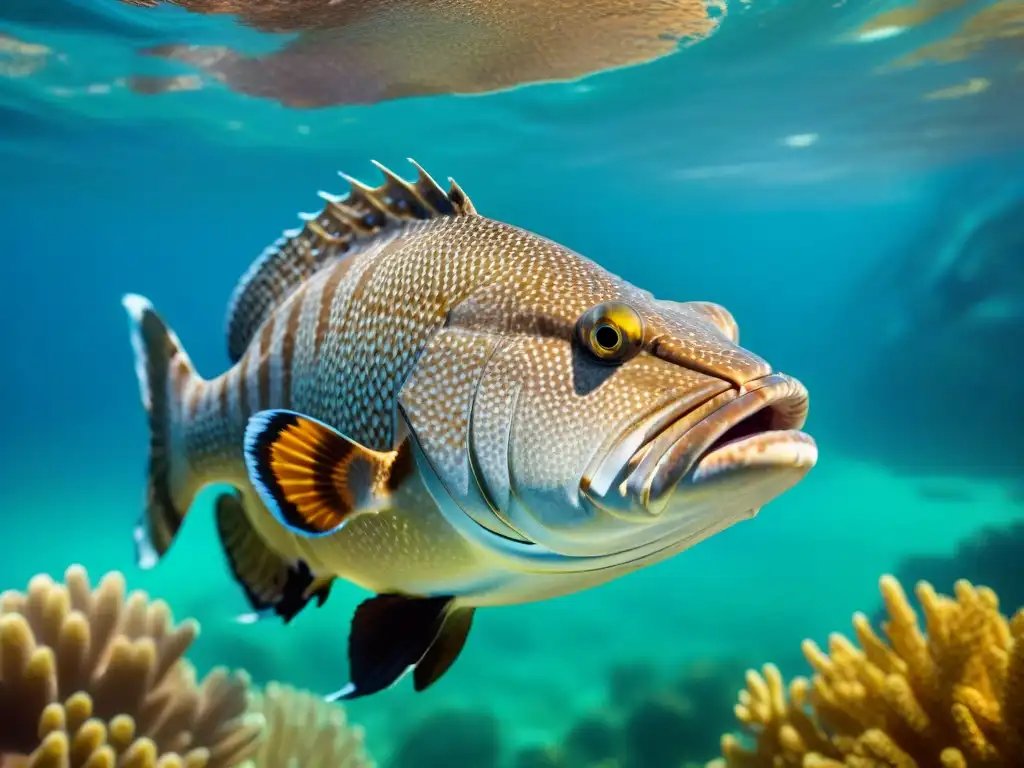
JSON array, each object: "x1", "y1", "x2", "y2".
[
  {"x1": 465, "y1": 335, "x2": 533, "y2": 543},
  {"x1": 503, "y1": 379, "x2": 530, "y2": 523}
]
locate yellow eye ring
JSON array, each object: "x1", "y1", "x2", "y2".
[{"x1": 577, "y1": 301, "x2": 644, "y2": 363}]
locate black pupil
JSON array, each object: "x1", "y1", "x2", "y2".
[{"x1": 594, "y1": 324, "x2": 620, "y2": 350}]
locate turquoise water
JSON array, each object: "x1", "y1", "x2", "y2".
[{"x1": 1, "y1": 0, "x2": 1022, "y2": 764}]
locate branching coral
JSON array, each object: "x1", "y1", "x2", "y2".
[
  {"x1": 0, "y1": 565, "x2": 264, "y2": 768},
  {"x1": 241, "y1": 682, "x2": 374, "y2": 768},
  {"x1": 717, "y1": 575, "x2": 1024, "y2": 768}
]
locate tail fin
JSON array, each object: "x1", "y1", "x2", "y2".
[{"x1": 122, "y1": 293, "x2": 202, "y2": 569}]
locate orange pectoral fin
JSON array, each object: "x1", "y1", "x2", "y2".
[{"x1": 243, "y1": 409, "x2": 403, "y2": 537}]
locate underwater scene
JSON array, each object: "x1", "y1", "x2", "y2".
[{"x1": 1, "y1": 0, "x2": 1023, "y2": 765}]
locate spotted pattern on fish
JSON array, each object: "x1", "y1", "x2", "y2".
[
  {"x1": 184, "y1": 172, "x2": 766, "y2": 481},
  {"x1": 157, "y1": 215, "x2": 769, "y2": 506},
  {"x1": 401, "y1": 328, "x2": 498, "y2": 498},
  {"x1": 123, "y1": 159, "x2": 800, "y2": 633},
  {"x1": 224, "y1": 160, "x2": 469, "y2": 363}
]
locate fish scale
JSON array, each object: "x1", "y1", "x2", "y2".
[{"x1": 122, "y1": 158, "x2": 815, "y2": 701}]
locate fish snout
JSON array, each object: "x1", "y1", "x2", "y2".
[
  {"x1": 627, "y1": 372, "x2": 815, "y2": 516},
  {"x1": 649, "y1": 331, "x2": 773, "y2": 389}
]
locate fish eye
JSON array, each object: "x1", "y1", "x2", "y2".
[{"x1": 577, "y1": 301, "x2": 644, "y2": 363}]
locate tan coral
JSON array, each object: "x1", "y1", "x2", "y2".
[
  {"x1": 0, "y1": 565, "x2": 264, "y2": 768},
  {"x1": 240, "y1": 683, "x2": 374, "y2": 768},
  {"x1": 717, "y1": 576, "x2": 1024, "y2": 768}
]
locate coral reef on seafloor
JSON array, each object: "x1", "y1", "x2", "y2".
[
  {"x1": 513, "y1": 658, "x2": 743, "y2": 768},
  {"x1": 390, "y1": 709, "x2": 501, "y2": 768},
  {"x1": 714, "y1": 575, "x2": 1024, "y2": 768},
  {"x1": 0, "y1": 565, "x2": 374, "y2": 768},
  {"x1": 883, "y1": 521, "x2": 1024, "y2": 619},
  {"x1": 241, "y1": 682, "x2": 372, "y2": 768}
]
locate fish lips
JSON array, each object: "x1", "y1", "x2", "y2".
[{"x1": 581, "y1": 373, "x2": 816, "y2": 519}]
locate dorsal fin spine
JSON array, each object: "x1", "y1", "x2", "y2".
[
  {"x1": 407, "y1": 158, "x2": 443, "y2": 199},
  {"x1": 447, "y1": 178, "x2": 476, "y2": 215},
  {"x1": 372, "y1": 159, "x2": 436, "y2": 215},
  {"x1": 305, "y1": 220, "x2": 347, "y2": 244},
  {"x1": 224, "y1": 159, "x2": 476, "y2": 363},
  {"x1": 338, "y1": 171, "x2": 374, "y2": 192}
]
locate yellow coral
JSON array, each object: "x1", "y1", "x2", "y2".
[
  {"x1": 241, "y1": 683, "x2": 373, "y2": 768},
  {"x1": 718, "y1": 576, "x2": 1024, "y2": 768},
  {"x1": 0, "y1": 565, "x2": 264, "y2": 768}
]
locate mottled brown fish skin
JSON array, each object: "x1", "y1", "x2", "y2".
[
  {"x1": 123, "y1": 161, "x2": 813, "y2": 612},
  {"x1": 123, "y1": 161, "x2": 816, "y2": 700}
]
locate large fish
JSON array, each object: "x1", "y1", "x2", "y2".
[
  {"x1": 122, "y1": 0, "x2": 722, "y2": 108},
  {"x1": 122, "y1": 160, "x2": 816, "y2": 700}
]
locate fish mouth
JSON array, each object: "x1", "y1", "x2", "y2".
[{"x1": 582, "y1": 373, "x2": 815, "y2": 518}]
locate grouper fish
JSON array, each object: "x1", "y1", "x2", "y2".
[{"x1": 122, "y1": 159, "x2": 817, "y2": 700}]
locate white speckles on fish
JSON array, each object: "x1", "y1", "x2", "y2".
[{"x1": 122, "y1": 159, "x2": 817, "y2": 700}]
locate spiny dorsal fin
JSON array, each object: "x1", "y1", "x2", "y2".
[{"x1": 224, "y1": 159, "x2": 477, "y2": 363}]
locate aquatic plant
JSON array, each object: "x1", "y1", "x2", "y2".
[
  {"x1": 241, "y1": 682, "x2": 373, "y2": 768},
  {"x1": 716, "y1": 575, "x2": 1024, "y2": 768},
  {"x1": 0, "y1": 565, "x2": 262, "y2": 767}
]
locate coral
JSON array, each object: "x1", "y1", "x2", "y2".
[
  {"x1": 623, "y1": 659, "x2": 744, "y2": 768},
  {"x1": 717, "y1": 575, "x2": 1024, "y2": 768},
  {"x1": 0, "y1": 565, "x2": 263, "y2": 768},
  {"x1": 626, "y1": 691, "x2": 703, "y2": 768},
  {"x1": 882, "y1": 521, "x2": 1024, "y2": 620},
  {"x1": 390, "y1": 709, "x2": 501, "y2": 768},
  {"x1": 240, "y1": 682, "x2": 373, "y2": 768},
  {"x1": 512, "y1": 745, "x2": 569, "y2": 768},
  {"x1": 565, "y1": 711, "x2": 621, "y2": 767},
  {"x1": 513, "y1": 657, "x2": 741, "y2": 768},
  {"x1": 607, "y1": 661, "x2": 660, "y2": 710}
]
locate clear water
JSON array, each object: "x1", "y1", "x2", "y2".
[{"x1": 1, "y1": 0, "x2": 1021, "y2": 764}]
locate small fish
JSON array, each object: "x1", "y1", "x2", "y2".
[{"x1": 122, "y1": 159, "x2": 817, "y2": 700}]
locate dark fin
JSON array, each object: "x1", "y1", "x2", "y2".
[
  {"x1": 243, "y1": 409, "x2": 405, "y2": 538},
  {"x1": 660, "y1": 300, "x2": 740, "y2": 343},
  {"x1": 413, "y1": 607, "x2": 475, "y2": 692},
  {"x1": 224, "y1": 159, "x2": 477, "y2": 363},
  {"x1": 310, "y1": 575, "x2": 335, "y2": 607},
  {"x1": 329, "y1": 594, "x2": 455, "y2": 701},
  {"x1": 214, "y1": 490, "x2": 336, "y2": 624},
  {"x1": 122, "y1": 294, "x2": 203, "y2": 569}
]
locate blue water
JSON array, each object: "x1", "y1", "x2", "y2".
[{"x1": 1, "y1": 0, "x2": 1022, "y2": 764}]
